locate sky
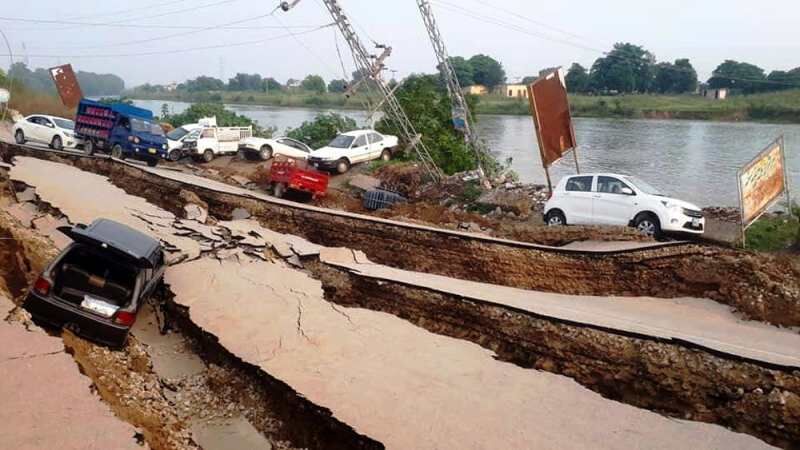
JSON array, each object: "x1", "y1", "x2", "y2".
[{"x1": 1, "y1": 0, "x2": 799, "y2": 88}]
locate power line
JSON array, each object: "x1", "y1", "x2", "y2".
[
  {"x1": 429, "y1": 0, "x2": 800, "y2": 89},
  {"x1": 460, "y1": 0, "x2": 592, "y2": 44},
  {"x1": 0, "y1": 25, "x2": 335, "y2": 59},
  {"x1": 0, "y1": 16, "x2": 319, "y2": 32}
]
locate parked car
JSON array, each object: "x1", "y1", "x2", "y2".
[
  {"x1": 74, "y1": 99, "x2": 168, "y2": 167},
  {"x1": 165, "y1": 117, "x2": 217, "y2": 161},
  {"x1": 183, "y1": 125, "x2": 253, "y2": 163},
  {"x1": 238, "y1": 136, "x2": 312, "y2": 161},
  {"x1": 307, "y1": 130, "x2": 399, "y2": 174},
  {"x1": 543, "y1": 173, "x2": 705, "y2": 237},
  {"x1": 13, "y1": 115, "x2": 83, "y2": 150},
  {"x1": 24, "y1": 219, "x2": 166, "y2": 347}
]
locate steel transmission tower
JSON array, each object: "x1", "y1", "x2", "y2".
[
  {"x1": 281, "y1": 0, "x2": 443, "y2": 181},
  {"x1": 416, "y1": 0, "x2": 488, "y2": 178}
]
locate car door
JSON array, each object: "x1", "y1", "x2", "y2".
[
  {"x1": 368, "y1": 132, "x2": 384, "y2": 159},
  {"x1": 26, "y1": 116, "x2": 46, "y2": 142},
  {"x1": 350, "y1": 134, "x2": 370, "y2": 162},
  {"x1": 592, "y1": 176, "x2": 639, "y2": 225},
  {"x1": 561, "y1": 175, "x2": 595, "y2": 224},
  {"x1": 39, "y1": 117, "x2": 57, "y2": 143},
  {"x1": 276, "y1": 138, "x2": 308, "y2": 159}
]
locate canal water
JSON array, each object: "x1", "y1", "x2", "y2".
[{"x1": 135, "y1": 99, "x2": 800, "y2": 207}]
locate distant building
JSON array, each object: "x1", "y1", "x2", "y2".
[
  {"x1": 286, "y1": 79, "x2": 302, "y2": 90},
  {"x1": 700, "y1": 87, "x2": 728, "y2": 100},
  {"x1": 165, "y1": 82, "x2": 178, "y2": 92},
  {"x1": 503, "y1": 84, "x2": 529, "y2": 99},
  {"x1": 463, "y1": 85, "x2": 488, "y2": 96}
]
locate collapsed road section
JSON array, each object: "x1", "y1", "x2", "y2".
[
  {"x1": 1, "y1": 153, "x2": 798, "y2": 448},
  {"x1": 2, "y1": 142, "x2": 798, "y2": 329}
]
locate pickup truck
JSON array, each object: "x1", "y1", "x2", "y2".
[
  {"x1": 75, "y1": 99, "x2": 167, "y2": 167},
  {"x1": 307, "y1": 130, "x2": 399, "y2": 174},
  {"x1": 182, "y1": 125, "x2": 253, "y2": 163}
]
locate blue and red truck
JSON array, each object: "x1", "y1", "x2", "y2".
[{"x1": 75, "y1": 99, "x2": 168, "y2": 167}]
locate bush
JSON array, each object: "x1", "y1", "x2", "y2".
[
  {"x1": 287, "y1": 113, "x2": 357, "y2": 149},
  {"x1": 163, "y1": 103, "x2": 275, "y2": 137}
]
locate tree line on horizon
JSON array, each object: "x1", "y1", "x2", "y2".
[{"x1": 6, "y1": 63, "x2": 126, "y2": 97}]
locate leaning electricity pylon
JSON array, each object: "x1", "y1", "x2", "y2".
[
  {"x1": 416, "y1": 0, "x2": 490, "y2": 180},
  {"x1": 280, "y1": 0, "x2": 443, "y2": 181}
]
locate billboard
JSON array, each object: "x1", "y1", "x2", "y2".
[
  {"x1": 527, "y1": 69, "x2": 576, "y2": 168},
  {"x1": 738, "y1": 136, "x2": 788, "y2": 227},
  {"x1": 49, "y1": 64, "x2": 83, "y2": 108}
]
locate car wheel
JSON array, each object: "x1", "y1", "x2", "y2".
[
  {"x1": 381, "y1": 149, "x2": 391, "y2": 162},
  {"x1": 111, "y1": 144, "x2": 124, "y2": 159},
  {"x1": 202, "y1": 149, "x2": 214, "y2": 163},
  {"x1": 85, "y1": 140, "x2": 95, "y2": 155},
  {"x1": 336, "y1": 158, "x2": 350, "y2": 174},
  {"x1": 147, "y1": 158, "x2": 158, "y2": 167},
  {"x1": 634, "y1": 213, "x2": 661, "y2": 238},
  {"x1": 168, "y1": 149, "x2": 182, "y2": 162},
  {"x1": 545, "y1": 210, "x2": 567, "y2": 227},
  {"x1": 51, "y1": 135, "x2": 63, "y2": 151},
  {"x1": 259, "y1": 145, "x2": 273, "y2": 161},
  {"x1": 273, "y1": 182, "x2": 286, "y2": 199},
  {"x1": 14, "y1": 130, "x2": 26, "y2": 144}
]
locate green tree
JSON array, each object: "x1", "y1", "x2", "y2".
[
  {"x1": 163, "y1": 103, "x2": 274, "y2": 136},
  {"x1": 301, "y1": 75, "x2": 326, "y2": 94},
  {"x1": 263, "y1": 77, "x2": 283, "y2": 92},
  {"x1": 468, "y1": 54, "x2": 506, "y2": 90},
  {"x1": 448, "y1": 56, "x2": 475, "y2": 86},
  {"x1": 708, "y1": 60, "x2": 767, "y2": 94},
  {"x1": 590, "y1": 43, "x2": 656, "y2": 93},
  {"x1": 227, "y1": 73, "x2": 263, "y2": 91},
  {"x1": 565, "y1": 63, "x2": 590, "y2": 93},
  {"x1": 328, "y1": 79, "x2": 348, "y2": 93},
  {"x1": 375, "y1": 74, "x2": 496, "y2": 175},
  {"x1": 180, "y1": 76, "x2": 225, "y2": 92},
  {"x1": 766, "y1": 68, "x2": 800, "y2": 91},
  {"x1": 287, "y1": 113, "x2": 357, "y2": 149}
]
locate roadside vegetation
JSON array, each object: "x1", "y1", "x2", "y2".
[
  {"x1": 1, "y1": 69, "x2": 74, "y2": 118},
  {"x1": 160, "y1": 102, "x2": 276, "y2": 137},
  {"x1": 746, "y1": 205, "x2": 800, "y2": 252}
]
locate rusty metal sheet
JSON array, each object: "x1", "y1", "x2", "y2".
[
  {"x1": 738, "y1": 136, "x2": 788, "y2": 227},
  {"x1": 527, "y1": 69, "x2": 576, "y2": 168},
  {"x1": 48, "y1": 64, "x2": 83, "y2": 108}
]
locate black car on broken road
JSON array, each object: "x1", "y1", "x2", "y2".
[{"x1": 24, "y1": 219, "x2": 165, "y2": 347}]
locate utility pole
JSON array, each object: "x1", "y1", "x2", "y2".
[
  {"x1": 281, "y1": 0, "x2": 443, "y2": 181},
  {"x1": 416, "y1": 0, "x2": 489, "y2": 180}
]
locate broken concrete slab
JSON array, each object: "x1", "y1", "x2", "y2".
[
  {"x1": 191, "y1": 417, "x2": 272, "y2": 450},
  {"x1": 132, "y1": 306, "x2": 205, "y2": 381},
  {"x1": 175, "y1": 220, "x2": 223, "y2": 242},
  {"x1": 166, "y1": 258, "x2": 772, "y2": 450},
  {"x1": 231, "y1": 207, "x2": 251, "y2": 220},
  {"x1": 13, "y1": 187, "x2": 36, "y2": 203},
  {"x1": 31, "y1": 214, "x2": 71, "y2": 250},
  {"x1": 217, "y1": 219, "x2": 321, "y2": 259},
  {"x1": 348, "y1": 174, "x2": 381, "y2": 191},
  {"x1": 0, "y1": 322, "x2": 144, "y2": 450},
  {"x1": 6, "y1": 202, "x2": 39, "y2": 227},
  {"x1": 183, "y1": 204, "x2": 208, "y2": 224},
  {"x1": 321, "y1": 252, "x2": 800, "y2": 370}
]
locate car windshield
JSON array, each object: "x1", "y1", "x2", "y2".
[
  {"x1": 625, "y1": 176, "x2": 663, "y2": 196},
  {"x1": 52, "y1": 118, "x2": 75, "y2": 130},
  {"x1": 131, "y1": 118, "x2": 165, "y2": 136},
  {"x1": 328, "y1": 135, "x2": 355, "y2": 149},
  {"x1": 166, "y1": 127, "x2": 191, "y2": 141}
]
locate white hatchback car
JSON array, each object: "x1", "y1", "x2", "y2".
[
  {"x1": 13, "y1": 115, "x2": 82, "y2": 150},
  {"x1": 543, "y1": 173, "x2": 705, "y2": 236},
  {"x1": 307, "y1": 130, "x2": 399, "y2": 174}
]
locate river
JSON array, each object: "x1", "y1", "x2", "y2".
[{"x1": 134, "y1": 99, "x2": 799, "y2": 207}]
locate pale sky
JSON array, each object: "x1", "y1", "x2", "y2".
[{"x1": 2, "y1": 0, "x2": 799, "y2": 87}]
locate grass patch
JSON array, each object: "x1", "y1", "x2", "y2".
[{"x1": 746, "y1": 207, "x2": 800, "y2": 252}]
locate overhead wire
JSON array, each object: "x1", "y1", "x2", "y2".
[
  {"x1": 0, "y1": 17, "x2": 320, "y2": 32},
  {"x1": 0, "y1": 24, "x2": 335, "y2": 59}
]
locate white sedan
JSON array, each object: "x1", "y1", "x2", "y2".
[
  {"x1": 307, "y1": 130, "x2": 399, "y2": 174},
  {"x1": 13, "y1": 115, "x2": 83, "y2": 150},
  {"x1": 238, "y1": 136, "x2": 313, "y2": 161},
  {"x1": 543, "y1": 173, "x2": 705, "y2": 237}
]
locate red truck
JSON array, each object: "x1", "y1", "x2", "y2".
[{"x1": 269, "y1": 160, "x2": 329, "y2": 199}]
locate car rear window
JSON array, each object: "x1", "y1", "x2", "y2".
[{"x1": 565, "y1": 176, "x2": 593, "y2": 192}]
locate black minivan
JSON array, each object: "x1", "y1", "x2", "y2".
[{"x1": 24, "y1": 219, "x2": 165, "y2": 347}]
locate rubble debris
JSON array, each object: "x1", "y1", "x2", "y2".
[
  {"x1": 347, "y1": 174, "x2": 380, "y2": 192},
  {"x1": 13, "y1": 187, "x2": 36, "y2": 203},
  {"x1": 475, "y1": 188, "x2": 533, "y2": 217},
  {"x1": 183, "y1": 204, "x2": 208, "y2": 224},
  {"x1": 7, "y1": 202, "x2": 39, "y2": 227},
  {"x1": 231, "y1": 207, "x2": 252, "y2": 220}
]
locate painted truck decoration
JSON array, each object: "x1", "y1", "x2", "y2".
[{"x1": 75, "y1": 99, "x2": 168, "y2": 167}]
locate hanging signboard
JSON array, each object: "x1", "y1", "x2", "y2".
[
  {"x1": 49, "y1": 64, "x2": 83, "y2": 108},
  {"x1": 737, "y1": 136, "x2": 790, "y2": 243},
  {"x1": 527, "y1": 68, "x2": 579, "y2": 191}
]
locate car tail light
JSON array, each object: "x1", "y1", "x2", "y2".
[
  {"x1": 33, "y1": 277, "x2": 51, "y2": 296},
  {"x1": 113, "y1": 311, "x2": 137, "y2": 327}
]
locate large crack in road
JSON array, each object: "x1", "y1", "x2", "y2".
[{"x1": 1, "y1": 149, "x2": 799, "y2": 448}]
